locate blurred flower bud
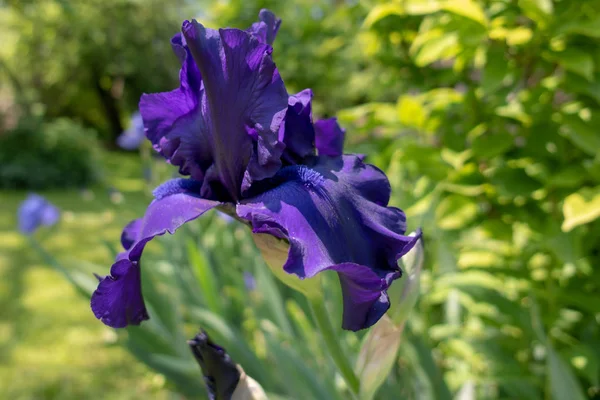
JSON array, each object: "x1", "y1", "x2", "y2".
[
  {"x1": 354, "y1": 232, "x2": 423, "y2": 399},
  {"x1": 355, "y1": 315, "x2": 403, "y2": 400},
  {"x1": 232, "y1": 368, "x2": 268, "y2": 400},
  {"x1": 189, "y1": 330, "x2": 267, "y2": 400},
  {"x1": 252, "y1": 233, "x2": 322, "y2": 299},
  {"x1": 17, "y1": 193, "x2": 60, "y2": 235},
  {"x1": 387, "y1": 232, "x2": 424, "y2": 326}
]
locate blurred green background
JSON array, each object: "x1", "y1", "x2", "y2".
[{"x1": 1, "y1": 0, "x2": 600, "y2": 399}]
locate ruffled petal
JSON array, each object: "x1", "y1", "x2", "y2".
[
  {"x1": 141, "y1": 12, "x2": 288, "y2": 201},
  {"x1": 237, "y1": 155, "x2": 419, "y2": 330},
  {"x1": 247, "y1": 9, "x2": 282, "y2": 45},
  {"x1": 91, "y1": 179, "x2": 220, "y2": 328},
  {"x1": 182, "y1": 21, "x2": 288, "y2": 199},
  {"x1": 280, "y1": 89, "x2": 316, "y2": 163},
  {"x1": 91, "y1": 259, "x2": 149, "y2": 329},
  {"x1": 120, "y1": 218, "x2": 142, "y2": 250},
  {"x1": 314, "y1": 118, "x2": 345, "y2": 157}
]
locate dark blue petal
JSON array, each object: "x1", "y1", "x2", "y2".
[
  {"x1": 91, "y1": 259, "x2": 149, "y2": 328},
  {"x1": 91, "y1": 179, "x2": 220, "y2": 328},
  {"x1": 237, "y1": 155, "x2": 420, "y2": 330},
  {"x1": 315, "y1": 118, "x2": 345, "y2": 157},
  {"x1": 120, "y1": 219, "x2": 142, "y2": 250},
  {"x1": 141, "y1": 15, "x2": 288, "y2": 202},
  {"x1": 280, "y1": 89, "x2": 316, "y2": 163},
  {"x1": 247, "y1": 9, "x2": 282, "y2": 45}
]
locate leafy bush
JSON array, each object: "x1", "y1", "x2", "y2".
[{"x1": 0, "y1": 118, "x2": 100, "y2": 189}]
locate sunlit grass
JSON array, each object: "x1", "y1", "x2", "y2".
[{"x1": 0, "y1": 152, "x2": 174, "y2": 399}]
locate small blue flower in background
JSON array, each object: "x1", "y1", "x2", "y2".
[
  {"x1": 91, "y1": 9, "x2": 421, "y2": 332},
  {"x1": 117, "y1": 112, "x2": 145, "y2": 150},
  {"x1": 243, "y1": 272, "x2": 257, "y2": 292},
  {"x1": 18, "y1": 194, "x2": 60, "y2": 235}
]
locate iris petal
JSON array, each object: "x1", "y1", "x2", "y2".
[
  {"x1": 141, "y1": 16, "x2": 288, "y2": 202},
  {"x1": 91, "y1": 179, "x2": 220, "y2": 328},
  {"x1": 237, "y1": 155, "x2": 420, "y2": 330},
  {"x1": 280, "y1": 89, "x2": 316, "y2": 163},
  {"x1": 315, "y1": 118, "x2": 345, "y2": 157},
  {"x1": 247, "y1": 9, "x2": 282, "y2": 45},
  {"x1": 120, "y1": 218, "x2": 142, "y2": 250},
  {"x1": 182, "y1": 21, "x2": 288, "y2": 200}
]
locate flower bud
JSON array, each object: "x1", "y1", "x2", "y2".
[
  {"x1": 387, "y1": 232, "x2": 424, "y2": 326},
  {"x1": 355, "y1": 315, "x2": 403, "y2": 400},
  {"x1": 252, "y1": 233, "x2": 322, "y2": 299},
  {"x1": 189, "y1": 330, "x2": 268, "y2": 400}
]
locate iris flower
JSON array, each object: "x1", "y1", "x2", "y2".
[
  {"x1": 116, "y1": 112, "x2": 146, "y2": 150},
  {"x1": 91, "y1": 10, "x2": 420, "y2": 332},
  {"x1": 18, "y1": 194, "x2": 60, "y2": 235}
]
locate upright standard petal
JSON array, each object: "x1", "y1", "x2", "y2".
[
  {"x1": 315, "y1": 118, "x2": 345, "y2": 157},
  {"x1": 280, "y1": 89, "x2": 316, "y2": 163},
  {"x1": 141, "y1": 17, "x2": 288, "y2": 202},
  {"x1": 182, "y1": 21, "x2": 288, "y2": 200},
  {"x1": 91, "y1": 179, "x2": 220, "y2": 328},
  {"x1": 140, "y1": 34, "x2": 208, "y2": 182},
  {"x1": 237, "y1": 156, "x2": 421, "y2": 331},
  {"x1": 247, "y1": 9, "x2": 282, "y2": 45}
]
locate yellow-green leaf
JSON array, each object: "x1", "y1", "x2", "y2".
[
  {"x1": 442, "y1": 0, "x2": 488, "y2": 27},
  {"x1": 436, "y1": 195, "x2": 478, "y2": 230},
  {"x1": 397, "y1": 95, "x2": 426, "y2": 128},
  {"x1": 363, "y1": 4, "x2": 405, "y2": 28},
  {"x1": 562, "y1": 187, "x2": 600, "y2": 232}
]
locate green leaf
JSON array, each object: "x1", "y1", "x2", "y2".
[
  {"x1": 403, "y1": 328, "x2": 453, "y2": 400},
  {"x1": 482, "y1": 45, "x2": 512, "y2": 94},
  {"x1": 255, "y1": 256, "x2": 294, "y2": 337},
  {"x1": 490, "y1": 166, "x2": 541, "y2": 197},
  {"x1": 549, "y1": 49, "x2": 595, "y2": 81},
  {"x1": 556, "y1": 15, "x2": 600, "y2": 38},
  {"x1": 495, "y1": 100, "x2": 533, "y2": 126},
  {"x1": 442, "y1": 0, "x2": 488, "y2": 27},
  {"x1": 363, "y1": 4, "x2": 405, "y2": 28},
  {"x1": 562, "y1": 187, "x2": 600, "y2": 231},
  {"x1": 397, "y1": 95, "x2": 426, "y2": 128},
  {"x1": 547, "y1": 346, "x2": 587, "y2": 400},
  {"x1": 471, "y1": 132, "x2": 514, "y2": 158},
  {"x1": 566, "y1": 344, "x2": 600, "y2": 386},
  {"x1": 436, "y1": 195, "x2": 478, "y2": 230},
  {"x1": 559, "y1": 115, "x2": 600, "y2": 156},
  {"x1": 412, "y1": 32, "x2": 459, "y2": 67},
  {"x1": 265, "y1": 332, "x2": 338, "y2": 400},
  {"x1": 518, "y1": 0, "x2": 553, "y2": 28},
  {"x1": 186, "y1": 238, "x2": 223, "y2": 316}
]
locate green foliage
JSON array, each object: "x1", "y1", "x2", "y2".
[
  {"x1": 0, "y1": 0, "x2": 193, "y2": 139},
  {"x1": 0, "y1": 118, "x2": 100, "y2": 189},
  {"x1": 338, "y1": 0, "x2": 600, "y2": 398}
]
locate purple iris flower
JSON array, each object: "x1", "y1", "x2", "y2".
[
  {"x1": 117, "y1": 112, "x2": 146, "y2": 150},
  {"x1": 91, "y1": 10, "x2": 421, "y2": 332},
  {"x1": 18, "y1": 194, "x2": 60, "y2": 235}
]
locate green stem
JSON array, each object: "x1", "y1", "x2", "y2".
[{"x1": 308, "y1": 296, "x2": 360, "y2": 395}]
